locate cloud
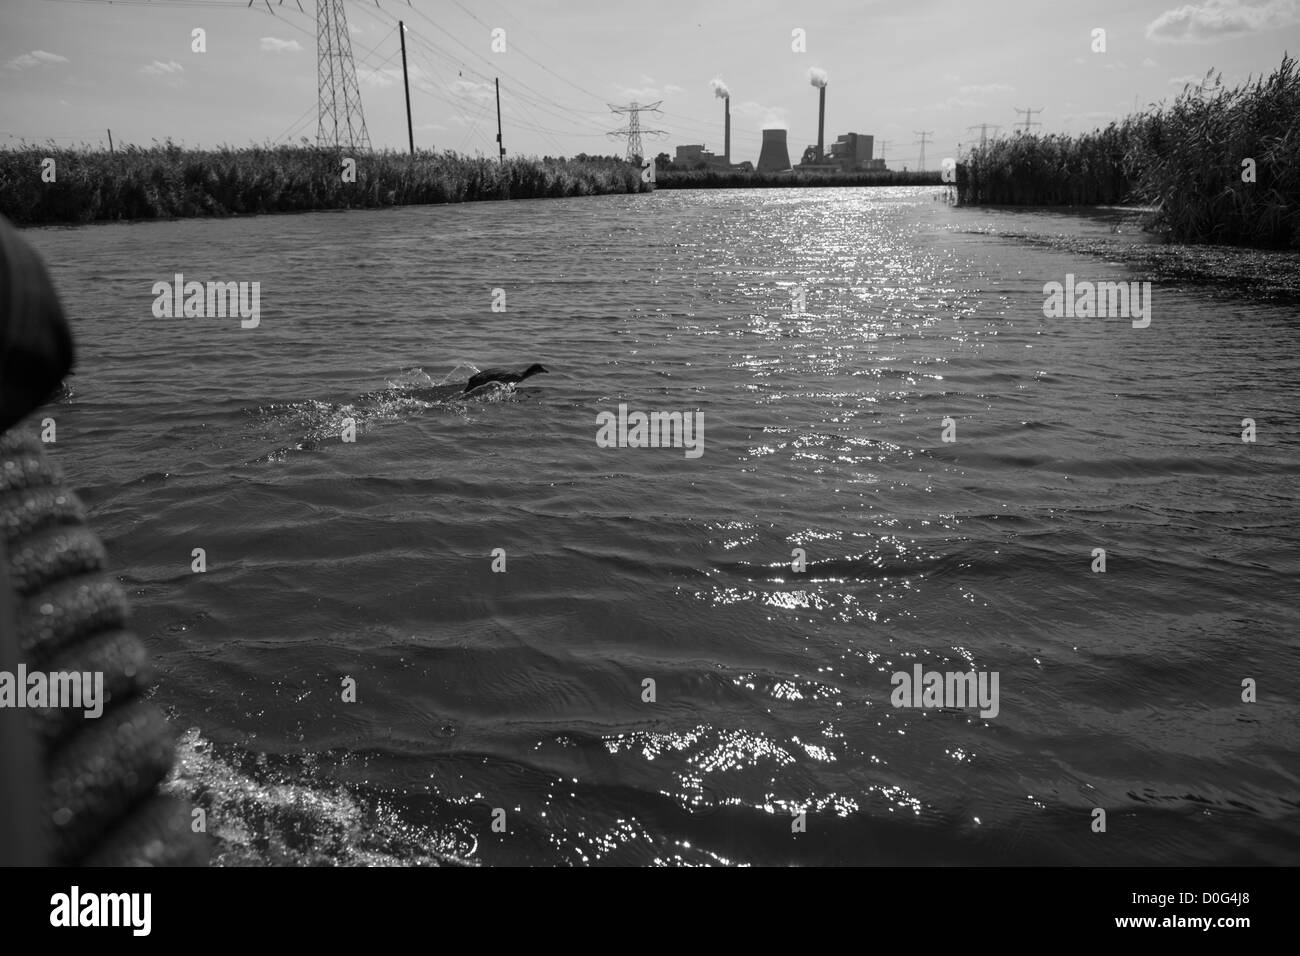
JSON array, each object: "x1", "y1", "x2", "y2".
[
  {"x1": 140, "y1": 60, "x2": 184, "y2": 76},
  {"x1": 1168, "y1": 72, "x2": 1206, "y2": 86},
  {"x1": 730, "y1": 99, "x2": 788, "y2": 129},
  {"x1": 618, "y1": 80, "x2": 684, "y2": 100},
  {"x1": 1060, "y1": 110, "x2": 1126, "y2": 132},
  {"x1": 1141, "y1": 57, "x2": 1159, "y2": 68},
  {"x1": 449, "y1": 77, "x2": 496, "y2": 102},
  {"x1": 958, "y1": 82, "x2": 1013, "y2": 94},
  {"x1": 926, "y1": 95, "x2": 989, "y2": 111},
  {"x1": 260, "y1": 37, "x2": 302, "y2": 53},
  {"x1": 357, "y1": 66, "x2": 400, "y2": 88},
  {"x1": 357, "y1": 62, "x2": 434, "y2": 90},
  {"x1": 1145, "y1": 0, "x2": 1300, "y2": 43},
  {"x1": 6, "y1": 50, "x2": 68, "y2": 70}
]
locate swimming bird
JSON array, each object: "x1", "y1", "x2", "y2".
[{"x1": 463, "y1": 363, "x2": 548, "y2": 393}]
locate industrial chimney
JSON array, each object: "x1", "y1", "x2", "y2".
[
  {"x1": 724, "y1": 97, "x2": 731, "y2": 166},
  {"x1": 757, "y1": 128, "x2": 791, "y2": 172},
  {"x1": 711, "y1": 78, "x2": 732, "y2": 166},
  {"x1": 817, "y1": 86, "x2": 826, "y2": 162},
  {"x1": 808, "y1": 67, "x2": 829, "y2": 165}
]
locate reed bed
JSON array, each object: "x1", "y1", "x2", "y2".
[
  {"x1": 0, "y1": 144, "x2": 646, "y2": 225},
  {"x1": 957, "y1": 55, "x2": 1300, "y2": 248},
  {"x1": 957, "y1": 122, "x2": 1139, "y2": 207},
  {"x1": 1131, "y1": 56, "x2": 1300, "y2": 247}
]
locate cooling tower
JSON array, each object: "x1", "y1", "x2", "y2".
[
  {"x1": 757, "y1": 128, "x2": 791, "y2": 172},
  {"x1": 817, "y1": 86, "x2": 826, "y2": 162}
]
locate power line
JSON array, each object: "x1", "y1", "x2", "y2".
[
  {"x1": 392, "y1": 18, "x2": 610, "y2": 134},
  {"x1": 444, "y1": 0, "x2": 609, "y2": 107},
  {"x1": 41, "y1": 0, "x2": 748, "y2": 158},
  {"x1": 387, "y1": 4, "x2": 747, "y2": 152}
]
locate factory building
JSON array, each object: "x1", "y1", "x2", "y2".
[
  {"x1": 675, "y1": 144, "x2": 718, "y2": 166},
  {"x1": 829, "y1": 133, "x2": 886, "y2": 171}
]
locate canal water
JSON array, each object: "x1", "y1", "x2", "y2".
[{"x1": 21, "y1": 186, "x2": 1300, "y2": 864}]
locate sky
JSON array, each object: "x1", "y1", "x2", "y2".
[{"x1": 2, "y1": 0, "x2": 1298, "y2": 169}]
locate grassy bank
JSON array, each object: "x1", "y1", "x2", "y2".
[
  {"x1": 957, "y1": 55, "x2": 1300, "y2": 248},
  {"x1": 0, "y1": 144, "x2": 647, "y2": 225},
  {"x1": 656, "y1": 168, "x2": 943, "y2": 189}
]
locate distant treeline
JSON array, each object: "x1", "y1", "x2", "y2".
[
  {"x1": 958, "y1": 54, "x2": 1300, "y2": 248},
  {"x1": 0, "y1": 145, "x2": 647, "y2": 225},
  {"x1": 657, "y1": 168, "x2": 943, "y2": 189}
]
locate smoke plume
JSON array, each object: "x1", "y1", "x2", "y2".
[
  {"x1": 808, "y1": 67, "x2": 828, "y2": 88},
  {"x1": 711, "y1": 77, "x2": 730, "y2": 99}
]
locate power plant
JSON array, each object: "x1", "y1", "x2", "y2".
[{"x1": 667, "y1": 70, "x2": 884, "y2": 174}]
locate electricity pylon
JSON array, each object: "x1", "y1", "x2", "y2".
[
  {"x1": 1013, "y1": 107, "x2": 1043, "y2": 134},
  {"x1": 913, "y1": 130, "x2": 933, "y2": 171},
  {"x1": 967, "y1": 123, "x2": 1001, "y2": 149},
  {"x1": 607, "y1": 101, "x2": 667, "y2": 162},
  {"x1": 317, "y1": 0, "x2": 371, "y2": 150}
]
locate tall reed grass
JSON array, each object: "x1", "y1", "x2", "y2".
[
  {"x1": 957, "y1": 55, "x2": 1300, "y2": 248},
  {"x1": 1131, "y1": 56, "x2": 1300, "y2": 247},
  {"x1": 957, "y1": 122, "x2": 1138, "y2": 207},
  {"x1": 0, "y1": 143, "x2": 646, "y2": 225}
]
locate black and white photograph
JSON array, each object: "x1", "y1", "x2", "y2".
[{"x1": 0, "y1": 0, "x2": 1296, "y2": 931}]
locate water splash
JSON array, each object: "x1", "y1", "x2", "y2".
[{"x1": 163, "y1": 728, "x2": 478, "y2": 867}]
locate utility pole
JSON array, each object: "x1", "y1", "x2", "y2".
[
  {"x1": 107, "y1": 128, "x2": 114, "y2": 154},
  {"x1": 1013, "y1": 107, "x2": 1043, "y2": 134},
  {"x1": 913, "y1": 130, "x2": 933, "y2": 171},
  {"x1": 495, "y1": 77, "x2": 505, "y2": 162},
  {"x1": 400, "y1": 22, "x2": 414, "y2": 155}
]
